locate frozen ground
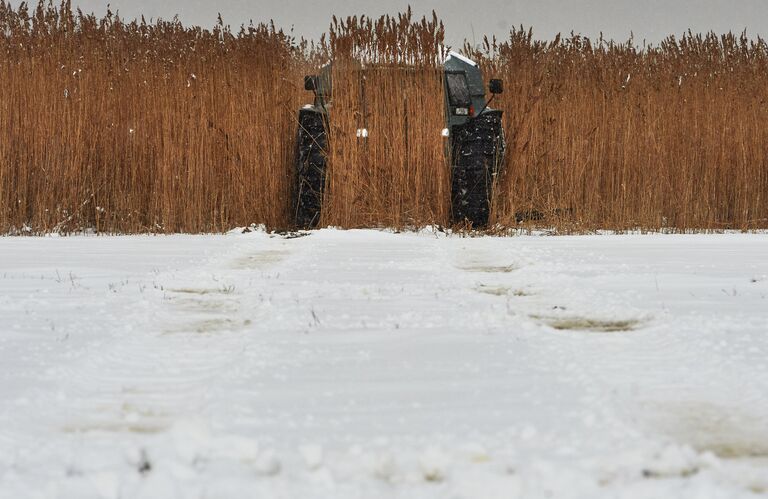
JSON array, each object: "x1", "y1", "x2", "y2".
[{"x1": 1, "y1": 229, "x2": 767, "y2": 498}]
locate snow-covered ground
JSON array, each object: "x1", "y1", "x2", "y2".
[{"x1": 1, "y1": 229, "x2": 767, "y2": 498}]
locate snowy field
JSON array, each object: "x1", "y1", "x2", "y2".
[{"x1": 1, "y1": 229, "x2": 767, "y2": 498}]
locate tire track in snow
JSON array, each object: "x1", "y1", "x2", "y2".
[
  {"x1": 490, "y1": 237, "x2": 768, "y2": 468},
  {"x1": 447, "y1": 237, "x2": 767, "y2": 464},
  {"x1": 21, "y1": 234, "x2": 298, "y2": 441},
  {"x1": 4, "y1": 231, "x2": 768, "y2": 496}
]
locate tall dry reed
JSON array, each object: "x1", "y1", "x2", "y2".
[
  {"x1": 0, "y1": 1, "x2": 304, "y2": 233},
  {"x1": 473, "y1": 29, "x2": 768, "y2": 231},
  {"x1": 321, "y1": 11, "x2": 449, "y2": 228},
  {"x1": 1, "y1": 2, "x2": 767, "y2": 233}
]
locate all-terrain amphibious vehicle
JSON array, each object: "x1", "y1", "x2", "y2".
[{"x1": 293, "y1": 52, "x2": 504, "y2": 229}]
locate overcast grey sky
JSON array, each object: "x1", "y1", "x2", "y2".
[{"x1": 60, "y1": 0, "x2": 768, "y2": 47}]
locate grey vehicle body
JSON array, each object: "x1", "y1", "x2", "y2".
[
  {"x1": 443, "y1": 51, "x2": 505, "y2": 227},
  {"x1": 293, "y1": 66, "x2": 332, "y2": 229},
  {"x1": 302, "y1": 65, "x2": 333, "y2": 114},
  {"x1": 443, "y1": 51, "x2": 494, "y2": 128},
  {"x1": 294, "y1": 53, "x2": 505, "y2": 228}
]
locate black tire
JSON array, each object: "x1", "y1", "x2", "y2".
[
  {"x1": 449, "y1": 110, "x2": 504, "y2": 228},
  {"x1": 294, "y1": 109, "x2": 328, "y2": 229}
]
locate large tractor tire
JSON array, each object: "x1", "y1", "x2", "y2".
[
  {"x1": 294, "y1": 109, "x2": 328, "y2": 229},
  {"x1": 450, "y1": 110, "x2": 504, "y2": 228}
]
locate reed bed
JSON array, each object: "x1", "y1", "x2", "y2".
[
  {"x1": 1, "y1": 2, "x2": 767, "y2": 233},
  {"x1": 0, "y1": 1, "x2": 304, "y2": 233},
  {"x1": 477, "y1": 30, "x2": 768, "y2": 231}
]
